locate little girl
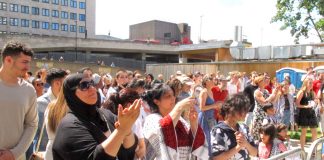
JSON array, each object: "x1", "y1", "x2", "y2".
[
  {"x1": 258, "y1": 124, "x2": 287, "y2": 159},
  {"x1": 276, "y1": 123, "x2": 290, "y2": 149}
]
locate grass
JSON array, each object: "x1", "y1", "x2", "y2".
[{"x1": 289, "y1": 127, "x2": 322, "y2": 142}]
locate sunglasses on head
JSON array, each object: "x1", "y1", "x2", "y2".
[{"x1": 78, "y1": 80, "x2": 95, "y2": 91}]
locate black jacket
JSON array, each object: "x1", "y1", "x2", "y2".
[{"x1": 52, "y1": 108, "x2": 137, "y2": 160}]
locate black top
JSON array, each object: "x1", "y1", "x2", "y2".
[
  {"x1": 243, "y1": 84, "x2": 258, "y2": 112},
  {"x1": 52, "y1": 108, "x2": 138, "y2": 160},
  {"x1": 300, "y1": 91, "x2": 313, "y2": 105}
]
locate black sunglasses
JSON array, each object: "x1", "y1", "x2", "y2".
[
  {"x1": 36, "y1": 82, "x2": 44, "y2": 87},
  {"x1": 78, "y1": 80, "x2": 95, "y2": 91}
]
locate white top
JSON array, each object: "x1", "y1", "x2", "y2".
[
  {"x1": 0, "y1": 78, "x2": 38, "y2": 160},
  {"x1": 44, "y1": 109, "x2": 55, "y2": 160}
]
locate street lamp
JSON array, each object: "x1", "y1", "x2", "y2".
[{"x1": 75, "y1": 20, "x2": 78, "y2": 62}]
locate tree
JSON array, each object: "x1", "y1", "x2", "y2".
[{"x1": 271, "y1": 0, "x2": 324, "y2": 43}]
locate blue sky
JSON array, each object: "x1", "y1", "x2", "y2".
[{"x1": 95, "y1": 0, "x2": 320, "y2": 46}]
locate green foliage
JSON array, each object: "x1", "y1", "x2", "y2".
[{"x1": 272, "y1": 0, "x2": 324, "y2": 43}]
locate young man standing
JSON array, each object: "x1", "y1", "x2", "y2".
[{"x1": 0, "y1": 41, "x2": 38, "y2": 160}]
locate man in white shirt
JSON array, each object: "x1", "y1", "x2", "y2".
[{"x1": 0, "y1": 41, "x2": 38, "y2": 160}]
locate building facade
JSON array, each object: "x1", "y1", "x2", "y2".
[
  {"x1": 129, "y1": 20, "x2": 192, "y2": 44},
  {"x1": 0, "y1": 0, "x2": 95, "y2": 38}
]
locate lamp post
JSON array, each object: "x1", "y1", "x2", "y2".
[
  {"x1": 75, "y1": 20, "x2": 78, "y2": 62},
  {"x1": 199, "y1": 15, "x2": 203, "y2": 43}
]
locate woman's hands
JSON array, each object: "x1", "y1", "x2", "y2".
[{"x1": 116, "y1": 99, "x2": 142, "y2": 136}]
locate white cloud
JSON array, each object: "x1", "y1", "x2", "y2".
[{"x1": 96, "y1": 0, "x2": 320, "y2": 47}]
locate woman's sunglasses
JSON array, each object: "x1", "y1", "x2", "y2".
[
  {"x1": 78, "y1": 80, "x2": 95, "y2": 91},
  {"x1": 36, "y1": 82, "x2": 44, "y2": 87}
]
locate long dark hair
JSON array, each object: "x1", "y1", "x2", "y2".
[{"x1": 141, "y1": 83, "x2": 173, "y2": 113}]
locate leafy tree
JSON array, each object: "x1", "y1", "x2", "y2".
[{"x1": 271, "y1": 0, "x2": 324, "y2": 43}]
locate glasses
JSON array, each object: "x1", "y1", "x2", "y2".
[
  {"x1": 78, "y1": 80, "x2": 95, "y2": 91},
  {"x1": 36, "y1": 82, "x2": 44, "y2": 87}
]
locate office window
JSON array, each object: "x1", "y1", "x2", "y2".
[
  {"x1": 10, "y1": 4, "x2": 18, "y2": 12},
  {"x1": 79, "y1": 26, "x2": 85, "y2": 33},
  {"x1": 42, "y1": 0, "x2": 49, "y2": 3},
  {"x1": 9, "y1": 18, "x2": 19, "y2": 26},
  {"x1": 32, "y1": 7, "x2": 39, "y2": 15},
  {"x1": 21, "y1": 19, "x2": 29, "y2": 27},
  {"x1": 79, "y1": 14, "x2": 85, "y2": 21},
  {"x1": 61, "y1": 24, "x2": 68, "y2": 31},
  {"x1": 42, "y1": 22, "x2": 49, "y2": 29},
  {"x1": 32, "y1": 0, "x2": 39, "y2": 2},
  {"x1": 70, "y1": 0, "x2": 77, "y2": 8},
  {"x1": 42, "y1": 8, "x2": 49, "y2": 16},
  {"x1": 32, "y1": 20, "x2": 40, "y2": 28},
  {"x1": 0, "y1": 17, "x2": 7, "y2": 25},
  {"x1": 52, "y1": 10, "x2": 59, "y2": 18},
  {"x1": 52, "y1": 0, "x2": 59, "y2": 5},
  {"x1": 79, "y1": 2, "x2": 85, "y2": 9},
  {"x1": 61, "y1": 11, "x2": 68, "y2": 19},
  {"x1": 51, "y1": 23, "x2": 59, "y2": 30},
  {"x1": 10, "y1": 32, "x2": 19, "y2": 35},
  {"x1": 21, "y1": 5, "x2": 29, "y2": 14},
  {"x1": 0, "y1": 31, "x2": 7, "y2": 34},
  {"x1": 61, "y1": 0, "x2": 68, "y2": 6},
  {"x1": 70, "y1": 12, "x2": 77, "y2": 20},
  {"x1": 70, "y1": 25, "x2": 76, "y2": 32},
  {"x1": 0, "y1": 2, "x2": 7, "y2": 11}
]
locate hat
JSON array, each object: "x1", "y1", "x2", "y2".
[
  {"x1": 92, "y1": 73, "x2": 101, "y2": 85},
  {"x1": 176, "y1": 70, "x2": 182, "y2": 75},
  {"x1": 178, "y1": 76, "x2": 194, "y2": 85},
  {"x1": 217, "y1": 75, "x2": 230, "y2": 81}
]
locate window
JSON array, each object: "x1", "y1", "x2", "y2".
[
  {"x1": 61, "y1": 24, "x2": 68, "y2": 31},
  {"x1": 42, "y1": 22, "x2": 49, "y2": 29},
  {"x1": 0, "y1": 31, "x2": 7, "y2": 34},
  {"x1": 42, "y1": 8, "x2": 49, "y2": 16},
  {"x1": 70, "y1": 25, "x2": 76, "y2": 32},
  {"x1": 21, "y1": 19, "x2": 29, "y2": 27},
  {"x1": 70, "y1": 0, "x2": 77, "y2": 8},
  {"x1": 32, "y1": 0, "x2": 39, "y2": 2},
  {"x1": 0, "y1": 17, "x2": 7, "y2": 25},
  {"x1": 79, "y1": 2, "x2": 85, "y2": 9},
  {"x1": 42, "y1": 0, "x2": 49, "y2": 3},
  {"x1": 10, "y1": 32, "x2": 19, "y2": 35},
  {"x1": 32, "y1": 7, "x2": 39, "y2": 15},
  {"x1": 61, "y1": 11, "x2": 68, "y2": 19},
  {"x1": 32, "y1": 20, "x2": 40, "y2": 28},
  {"x1": 52, "y1": 10, "x2": 59, "y2": 18},
  {"x1": 10, "y1": 18, "x2": 19, "y2": 26},
  {"x1": 70, "y1": 12, "x2": 77, "y2": 20},
  {"x1": 61, "y1": 0, "x2": 68, "y2": 6},
  {"x1": 21, "y1": 5, "x2": 29, "y2": 14},
  {"x1": 79, "y1": 26, "x2": 85, "y2": 33},
  {"x1": 51, "y1": 23, "x2": 59, "y2": 30},
  {"x1": 0, "y1": 2, "x2": 7, "y2": 11},
  {"x1": 10, "y1": 4, "x2": 18, "y2": 12},
  {"x1": 79, "y1": 14, "x2": 85, "y2": 21},
  {"x1": 52, "y1": 0, "x2": 59, "y2": 5}
]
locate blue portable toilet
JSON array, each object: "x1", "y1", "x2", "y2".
[{"x1": 276, "y1": 67, "x2": 306, "y2": 89}]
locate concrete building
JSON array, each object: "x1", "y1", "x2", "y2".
[
  {"x1": 0, "y1": 0, "x2": 95, "y2": 38},
  {"x1": 129, "y1": 20, "x2": 192, "y2": 44}
]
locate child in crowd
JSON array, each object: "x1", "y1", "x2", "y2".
[
  {"x1": 258, "y1": 124, "x2": 287, "y2": 159},
  {"x1": 262, "y1": 103, "x2": 280, "y2": 125},
  {"x1": 276, "y1": 123, "x2": 290, "y2": 149}
]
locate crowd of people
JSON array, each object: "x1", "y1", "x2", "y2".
[{"x1": 1, "y1": 41, "x2": 324, "y2": 160}]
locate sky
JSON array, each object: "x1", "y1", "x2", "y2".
[{"x1": 95, "y1": 0, "x2": 320, "y2": 47}]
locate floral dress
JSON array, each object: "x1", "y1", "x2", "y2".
[
  {"x1": 252, "y1": 89, "x2": 269, "y2": 142},
  {"x1": 210, "y1": 122, "x2": 255, "y2": 160}
]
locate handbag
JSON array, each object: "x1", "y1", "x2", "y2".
[{"x1": 29, "y1": 117, "x2": 46, "y2": 160}]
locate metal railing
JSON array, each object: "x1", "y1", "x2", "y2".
[
  {"x1": 306, "y1": 137, "x2": 324, "y2": 160},
  {"x1": 267, "y1": 147, "x2": 306, "y2": 160}
]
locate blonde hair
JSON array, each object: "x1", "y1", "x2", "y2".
[
  {"x1": 300, "y1": 78, "x2": 312, "y2": 92},
  {"x1": 47, "y1": 87, "x2": 68, "y2": 133},
  {"x1": 254, "y1": 75, "x2": 265, "y2": 86}
]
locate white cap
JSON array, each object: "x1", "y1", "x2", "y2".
[
  {"x1": 176, "y1": 70, "x2": 182, "y2": 75},
  {"x1": 92, "y1": 73, "x2": 101, "y2": 85}
]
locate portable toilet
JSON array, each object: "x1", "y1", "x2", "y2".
[{"x1": 276, "y1": 67, "x2": 306, "y2": 89}]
